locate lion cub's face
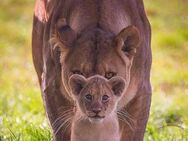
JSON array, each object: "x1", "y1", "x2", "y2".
[{"x1": 69, "y1": 74, "x2": 126, "y2": 122}]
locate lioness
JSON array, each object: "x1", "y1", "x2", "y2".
[
  {"x1": 69, "y1": 74, "x2": 126, "y2": 141},
  {"x1": 32, "y1": 0, "x2": 151, "y2": 141}
]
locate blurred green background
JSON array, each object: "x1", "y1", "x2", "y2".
[{"x1": 0, "y1": 0, "x2": 188, "y2": 140}]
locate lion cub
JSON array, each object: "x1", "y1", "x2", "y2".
[{"x1": 69, "y1": 74, "x2": 126, "y2": 141}]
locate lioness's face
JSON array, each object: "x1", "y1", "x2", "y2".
[
  {"x1": 52, "y1": 24, "x2": 139, "y2": 99},
  {"x1": 63, "y1": 33, "x2": 129, "y2": 78},
  {"x1": 69, "y1": 75, "x2": 126, "y2": 122}
]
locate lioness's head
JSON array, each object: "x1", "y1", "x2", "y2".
[
  {"x1": 69, "y1": 74, "x2": 126, "y2": 122},
  {"x1": 51, "y1": 21, "x2": 140, "y2": 99}
]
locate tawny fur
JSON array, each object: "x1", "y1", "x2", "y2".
[
  {"x1": 72, "y1": 112, "x2": 120, "y2": 141},
  {"x1": 32, "y1": 0, "x2": 152, "y2": 141},
  {"x1": 69, "y1": 75, "x2": 126, "y2": 141}
]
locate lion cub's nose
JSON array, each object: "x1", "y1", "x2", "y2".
[{"x1": 92, "y1": 108, "x2": 102, "y2": 114}]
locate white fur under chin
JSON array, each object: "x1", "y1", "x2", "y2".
[
  {"x1": 71, "y1": 113, "x2": 120, "y2": 141},
  {"x1": 88, "y1": 117, "x2": 104, "y2": 123}
]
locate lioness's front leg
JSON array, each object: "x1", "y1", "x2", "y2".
[
  {"x1": 42, "y1": 81, "x2": 71, "y2": 141},
  {"x1": 120, "y1": 86, "x2": 151, "y2": 141},
  {"x1": 43, "y1": 87, "x2": 70, "y2": 141},
  {"x1": 41, "y1": 45, "x2": 72, "y2": 141}
]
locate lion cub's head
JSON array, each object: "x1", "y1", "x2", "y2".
[{"x1": 69, "y1": 74, "x2": 126, "y2": 122}]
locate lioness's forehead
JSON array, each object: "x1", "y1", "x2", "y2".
[{"x1": 65, "y1": 28, "x2": 124, "y2": 76}]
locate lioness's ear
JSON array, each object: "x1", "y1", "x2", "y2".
[
  {"x1": 115, "y1": 25, "x2": 140, "y2": 59},
  {"x1": 34, "y1": 0, "x2": 48, "y2": 22},
  {"x1": 108, "y1": 77, "x2": 126, "y2": 97},
  {"x1": 69, "y1": 74, "x2": 87, "y2": 96}
]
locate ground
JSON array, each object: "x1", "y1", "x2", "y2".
[{"x1": 0, "y1": 0, "x2": 188, "y2": 140}]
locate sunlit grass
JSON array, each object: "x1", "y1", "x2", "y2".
[
  {"x1": 0, "y1": 0, "x2": 51, "y2": 140},
  {"x1": 0, "y1": 0, "x2": 188, "y2": 140},
  {"x1": 144, "y1": 0, "x2": 188, "y2": 140}
]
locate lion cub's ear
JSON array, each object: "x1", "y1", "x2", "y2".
[
  {"x1": 115, "y1": 25, "x2": 140, "y2": 59},
  {"x1": 108, "y1": 77, "x2": 126, "y2": 97},
  {"x1": 69, "y1": 74, "x2": 87, "y2": 96}
]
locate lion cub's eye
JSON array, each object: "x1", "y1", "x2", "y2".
[
  {"x1": 85, "y1": 94, "x2": 93, "y2": 101},
  {"x1": 102, "y1": 95, "x2": 110, "y2": 103},
  {"x1": 105, "y1": 72, "x2": 116, "y2": 79},
  {"x1": 72, "y1": 70, "x2": 83, "y2": 75}
]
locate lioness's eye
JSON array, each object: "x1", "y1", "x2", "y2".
[
  {"x1": 102, "y1": 95, "x2": 110, "y2": 102},
  {"x1": 85, "y1": 94, "x2": 93, "y2": 101},
  {"x1": 105, "y1": 72, "x2": 116, "y2": 79},
  {"x1": 72, "y1": 70, "x2": 83, "y2": 75}
]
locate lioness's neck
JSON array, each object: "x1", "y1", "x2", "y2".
[{"x1": 71, "y1": 112, "x2": 120, "y2": 141}]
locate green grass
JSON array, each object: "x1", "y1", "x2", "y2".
[
  {"x1": 0, "y1": 0, "x2": 188, "y2": 140},
  {"x1": 0, "y1": 0, "x2": 52, "y2": 140}
]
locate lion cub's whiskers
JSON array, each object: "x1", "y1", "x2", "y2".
[
  {"x1": 117, "y1": 115, "x2": 134, "y2": 131},
  {"x1": 55, "y1": 117, "x2": 72, "y2": 135},
  {"x1": 117, "y1": 110, "x2": 135, "y2": 131},
  {"x1": 52, "y1": 110, "x2": 73, "y2": 130},
  {"x1": 52, "y1": 108, "x2": 74, "y2": 135},
  {"x1": 118, "y1": 110, "x2": 135, "y2": 123},
  {"x1": 53, "y1": 114, "x2": 71, "y2": 134}
]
